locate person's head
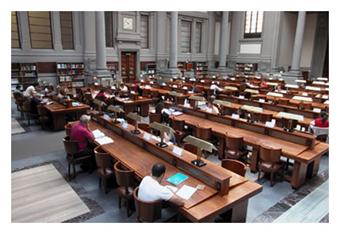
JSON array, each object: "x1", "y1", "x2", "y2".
[
  {"x1": 321, "y1": 111, "x2": 328, "y2": 123},
  {"x1": 151, "y1": 163, "x2": 166, "y2": 182},
  {"x1": 15, "y1": 85, "x2": 21, "y2": 90},
  {"x1": 99, "y1": 88, "x2": 105, "y2": 94},
  {"x1": 33, "y1": 82, "x2": 40, "y2": 88},
  {"x1": 79, "y1": 114, "x2": 91, "y2": 127}
]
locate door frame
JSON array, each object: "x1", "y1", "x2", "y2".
[{"x1": 118, "y1": 48, "x2": 140, "y2": 81}]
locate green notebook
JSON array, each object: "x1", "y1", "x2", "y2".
[{"x1": 166, "y1": 172, "x2": 189, "y2": 186}]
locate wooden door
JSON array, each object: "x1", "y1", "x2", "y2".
[{"x1": 121, "y1": 52, "x2": 136, "y2": 83}]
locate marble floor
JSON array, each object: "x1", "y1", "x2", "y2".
[{"x1": 11, "y1": 101, "x2": 329, "y2": 223}]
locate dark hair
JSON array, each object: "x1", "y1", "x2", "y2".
[
  {"x1": 321, "y1": 111, "x2": 328, "y2": 124},
  {"x1": 151, "y1": 163, "x2": 166, "y2": 178},
  {"x1": 33, "y1": 82, "x2": 39, "y2": 87}
]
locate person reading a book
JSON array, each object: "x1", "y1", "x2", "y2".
[
  {"x1": 138, "y1": 163, "x2": 184, "y2": 206},
  {"x1": 70, "y1": 114, "x2": 96, "y2": 172}
]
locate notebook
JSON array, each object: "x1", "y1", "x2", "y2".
[{"x1": 166, "y1": 173, "x2": 189, "y2": 186}]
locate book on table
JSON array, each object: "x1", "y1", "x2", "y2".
[{"x1": 166, "y1": 172, "x2": 189, "y2": 186}]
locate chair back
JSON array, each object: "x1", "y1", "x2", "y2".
[
  {"x1": 64, "y1": 123, "x2": 73, "y2": 136},
  {"x1": 299, "y1": 102, "x2": 312, "y2": 110},
  {"x1": 22, "y1": 101, "x2": 31, "y2": 112},
  {"x1": 149, "y1": 113, "x2": 161, "y2": 123},
  {"x1": 138, "y1": 123, "x2": 151, "y2": 133},
  {"x1": 259, "y1": 145, "x2": 282, "y2": 164},
  {"x1": 194, "y1": 125, "x2": 211, "y2": 141},
  {"x1": 114, "y1": 161, "x2": 135, "y2": 190},
  {"x1": 133, "y1": 187, "x2": 162, "y2": 222},
  {"x1": 225, "y1": 135, "x2": 244, "y2": 151},
  {"x1": 37, "y1": 105, "x2": 48, "y2": 116},
  {"x1": 260, "y1": 113, "x2": 273, "y2": 123},
  {"x1": 221, "y1": 159, "x2": 246, "y2": 176},
  {"x1": 183, "y1": 143, "x2": 197, "y2": 155},
  {"x1": 63, "y1": 136, "x2": 79, "y2": 155},
  {"x1": 171, "y1": 118, "x2": 184, "y2": 131},
  {"x1": 94, "y1": 145, "x2": 112, "y2": 175}
]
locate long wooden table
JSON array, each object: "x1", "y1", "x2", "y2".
[
  {"x1": 114, "y1": 97, "x2": 153, "y2": 117},
  {"x1": 43, "y1": 101, "x2": 90, "y2": 130},
  {"x1": 170, "y1": 107, "x2": 328, "y2": 189},
  {"x1": 87, "y1": 114, "x2": 262, "y2": 222}
]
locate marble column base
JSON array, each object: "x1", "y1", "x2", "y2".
[
  {"x1": 95, "y1": 69, "x2": 113, "y2": 86},
  {"x1": 282, "y1": 70, "x2": 303, "y2": 85},
  {"x1": 158, "y1": 68, "x2": 181, "y2": 82}
]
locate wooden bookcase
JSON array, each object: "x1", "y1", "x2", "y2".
[
  {"x1": 11, "y1": 63, "x2": 38, "y2": 89},
  {"x1": 56, "y1": 63, "x2": 85, "y2": 88},
  {"x1": 235, "y1": 63, "x2": 258, "y2": 75},
  {"x1": 107, "y1": 61, "x2": 118, "y2": 79},
  {"x1": 194, "y1": 62, "x2": 208, "y2": 79}
]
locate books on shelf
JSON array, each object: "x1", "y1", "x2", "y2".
[{"x1": 57, "y1": 63, "x2": 85, "y2": 88}]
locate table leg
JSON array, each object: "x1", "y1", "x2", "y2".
[
  {"x1": 250, "y1": 146, "x2": 259, "y2": 173},
  {"x1": 140, "y1": 104, "x2": 149, "y2": 117},
  {"x1": 220, "y1": 200, "x2": 248, "y2": 222},
  {"x1": 291, "y1": 161, "x2": 307, "y2": 189},
  {"x1": 52, "y1": 113, "x2": 66, "y2": 131}
]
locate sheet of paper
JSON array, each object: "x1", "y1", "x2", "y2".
[
  {"x1": 313, "y1": 108, "x2": 321, "y2": 113},
  {"x1": 92, "y1": 129, "x2": 105, "y2": 139},
  {"x1": 143, "y1": 132, "x2": 151, "y2": 141},
  {"x1": 231, "y1": 114, "x2": 240, "y2": 120},
  {"x1": 122, "y1": 122, "x2": 128, "y2": 129},
  {"x1": 176, "y1": 185, "x2": 197, "y2": 200},
  {"x1": 96, "y1": 136, "x2": 114, "y2": 145},
  {"x1": 265, "y1": 121, "x2": 275, "y2": 128},
  {"x1": 259, "y1": 99, "x2": 265, "y2": 103},
  {"x1": 172, "y1": 146, "x2": 183, "y2": 157}
]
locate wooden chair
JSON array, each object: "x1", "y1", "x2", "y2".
[
  {"x1": 64, "y1": 123, "x2": 73, "y2": 136},
  {"x1": 22, "y1": 100, "x2": 33, "y2": 126},
  {"x1": 37, "y1": 104, "x2": 50, "y2": 129},
  {"x1": 62, "y1": 136, "x2": 93, "y2": 179},
  {"x1": 224, "y1": 134, "x2": 248, "y2": 161},
  {"x1": 183, "y1": 143, "x2": 198, "y2": 155},
  {"x1": 114, "y1": 161, "x2": 135, "y2": 217},
  {"x1": 257, "y1": 145, "x2": 284, "y2": 186},
  {"x1": 138, "y1": 123, "x2": 151, "y2": 133},
  {"x1": 84, "y1": 92, "x2": 93, "y2": 106},
  {"x1": 94, "y1": 145, "x2": 115, "y2": 193},
  {"x1": 194, "y1": 125, "x2": 212, "y2": 141},
  {"x1": 171, "y1": 118, "x2": 189, "y2": 146},
  {"x1": 221, "y1": 159, "x2": 246, "y2": 176},
  {"x1": 149, "y1": 113, "x2": 161, "y2": 124},
  {"x1": 299, "y1": 102, "x2": 312, "y2": 110},
  {"x1": 133, "y1": 187, "x2": 178, "y2": 222}
]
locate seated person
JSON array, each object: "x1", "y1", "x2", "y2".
[
  {"x1": 138, "y1": 163, "x2": 184, "y2": 206},
  {"x1": 210, "y1": 81, "x2": 222, "y2": 96},
  {"x1": 70, "y1": 115, "x2": 96, "y2": 171},
  {"x1": 312, "y1": 111, "x2": 329, "y2": 128},
  {"x1": 95, "y1": 89, "x2": 108, "y2": 102},
  {"x1": 119, "y1": 83, "x2": 128, "y2": 92},
  {"x1": 155, "y1": 98, "x2": 169, "y2": 123},
  {"x1": 23, "y1": 82, "x2": 40, "y2": 98},
  {"x1": 200, "y1": 101, "x2": 220, "y2": 114},
  {"x1": 259, "y1": 81, "x2": 268, "y2": 89}
]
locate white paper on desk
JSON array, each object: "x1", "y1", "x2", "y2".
[
  {"x1": 96, "y1": 136, "x2": 114, "y2": 145},
  {"x1": 259, "y1": 99, "x2": 265, "y2": 103},
  {"x1": 122, "y1": 122, "x2": 129, "y2": 129},
  {"x1": 116, "y1": 118, "x2": 125, "y2": 123},
  {"x1": 151, "y1": 135, "x2": 161, "y2": 142},
  {"x1": 231, "y1": 114, "x2": 240, "y2": 120},
  {"x1": 313, "y1": 108, "x2": 321, "y2": 113},
  {"x1": 239, "y1": 95, "x2": 245, "y2": 99},
  {"x1": 92, "y1": 129, "x2": 105, "y2": 139},
  {"x1": 172, "y1": 146, "x2": 183, "y2": 157},
  {"x1": 143, "y1": 132, "x2": 151, "y2": 141},
  {"x1": 172, "y1": 111, "x2": 183, "y2": 116},
  {"x1": 176, "y1": 185, "x2": 197, "y2": 200},
  {"x1": 47, "y1": 101, "x2": 53, "y2": 105}
]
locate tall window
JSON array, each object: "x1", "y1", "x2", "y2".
[
  {"x1": 28, "y1": 11, "x2": 53, "y2": 49},
  {"x1": 11, "y1": 11, "x2": 20, "y2": 48},
  {"x1": 181, "y1": 20, "x2": 191, "y2": 53},
  {"x1": 60, "y1": 12, "x2": 74, "y2": 50},
  {"x1": 195, "y1": 22, "x2": 202, "y2": 53},
  {"x1": 140, "y1": 14, "x2": 149, "y2": 49},
  {"x1": 244, "y1": 11, "x2": 263, "y2": 38},
  {"x1": 105, "y1": 12, "x2": 114, "y2": 47}
]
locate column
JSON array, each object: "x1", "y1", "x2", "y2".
[
  {"x1": 169, "y1": 11, "x2": 178, "y2": 69},
  {"x1": 290, "y1": 11, "x2": 306, "y2": 72},
  {"x1": 51, "y1": 12, "x2": 62, "y2": 51},
  {"x1": 218, "y1": 11, "x2": 229, "y2": 70},
  {"x1": 282, "y1": 11, "x2": 306, "y2": 84},
  {"x1": 207, "y1": 12, "x2": 216, "y2": 71},
  {"x1": 95, "y1": 12, "x2": 111, "y2": 82}
]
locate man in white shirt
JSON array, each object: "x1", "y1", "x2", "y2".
[
  {"x1": 210, "y1": 81, "x2": 222, "y2": 96},
  {"x1": 23, "y1": 82, "x2": 40, "y2": 98},
  {"x1": 138, "y1": 163, "x2": 184, "y2": 206}
]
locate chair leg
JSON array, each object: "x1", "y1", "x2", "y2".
[
  {"x1": 118, "y1": 196, "x2": 122, "y2": 209},
  {"x1": 270, "y1": 172, "x2": 275, "y2": 187},
  {"x1": 68, "y1": 162, "x2": 71, "y2": 179},
  {"x1": 257, "y1": 170, "x2": 261, "y2": 181},
  {"x1": 72, "y1": 163, "x2": 76, "y2": 178},
  {"x1": 103, "y1": 178, "x2": 108, "y2": 194},
  {"x1": 98, "y1": 177, "x2": 102, "y2": 189}
]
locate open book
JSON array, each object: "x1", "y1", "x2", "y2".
[{"x1": 92, "y1": 129, "x2": 114, "y2": 145}]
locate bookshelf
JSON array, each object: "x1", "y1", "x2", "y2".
[
  {"x1": 235, "y1": 63, "x2": 258, "y2": 75},
  {"x1": 107, "y1": 61, "x2": 118, "y2": 78},
  {"x1": 11, "y1": 63, "x2": 38, "y2": 89},
  {"x1": 145, "y1": 63, "x2": 156, "y2": 75},
  {"x1": 56, "y1": 63, "x2": 85, "y2": 88},
  {"x1": 194, "y1": 62, "x2": 208, "y2": 79}
]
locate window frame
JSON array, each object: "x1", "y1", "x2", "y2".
[
  {"x1": 244, "y1": 11, "x2": 263, "y2": 39},
  {"x1": 180, "y1": 19, "x2": 192, "y2": 53},
  {"x1": 28, "y1": 11, "x2": 54, "y2": 49},
  {"x1": 105, "y1": 11, "x2": 114, "y2": 48},
  {"x1": 11, "y1": 11, "x2": 21, "y2": 49},
  {"x1": 60, "y1": 11, "x2": 74, "y2": 50},
  {"x1": 140, "y1": 14, "x2": 149, "y2": 49}
]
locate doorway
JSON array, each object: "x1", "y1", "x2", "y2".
[{"x1": 121, "y1": 51, "x2": 136, "y2": 83}]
